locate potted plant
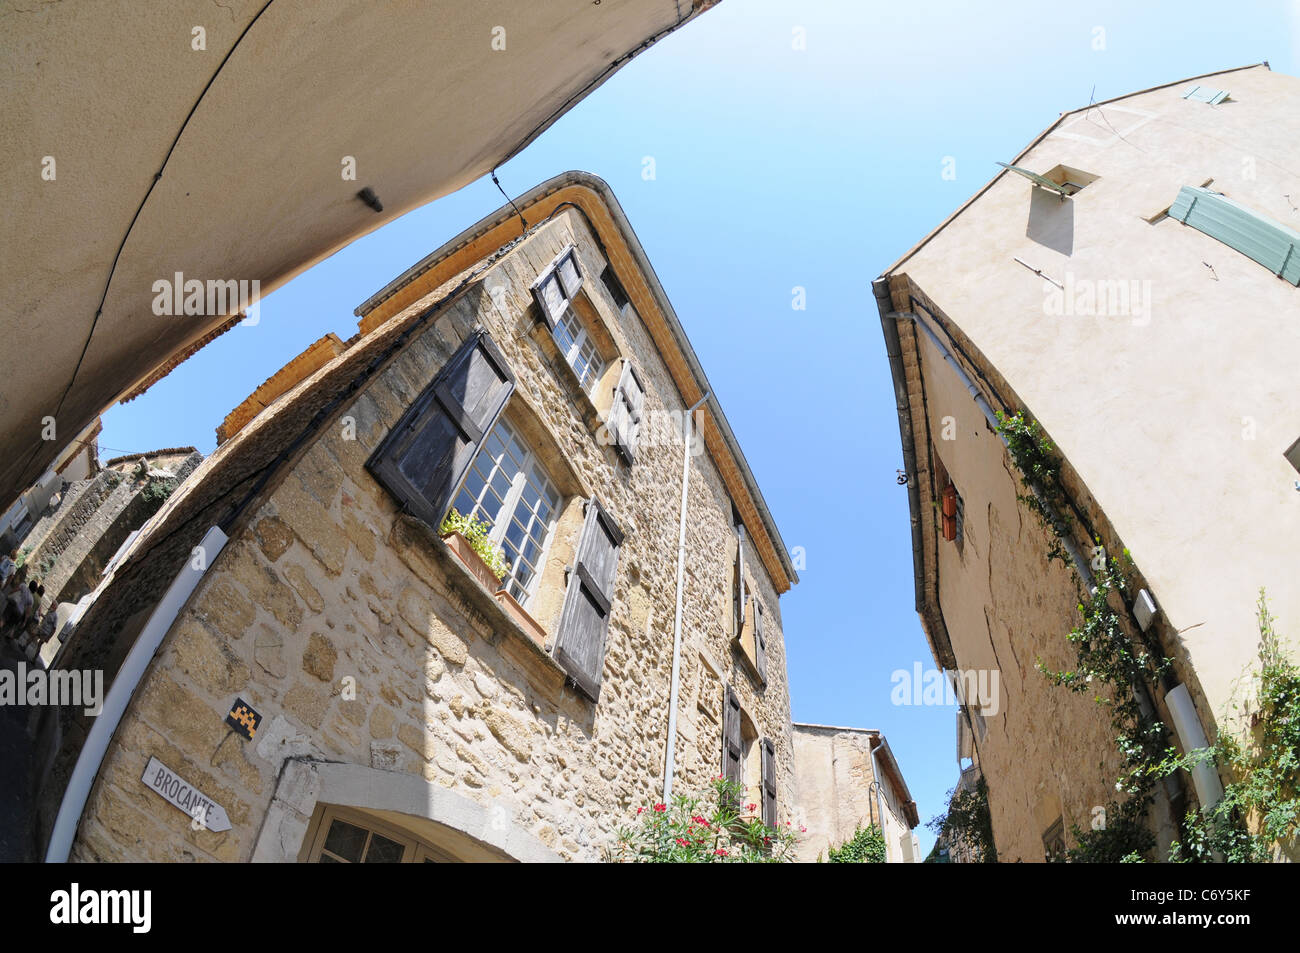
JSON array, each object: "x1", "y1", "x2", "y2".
[{"x1": 439, "y1": 510, "x2": 508, "y2": 592}]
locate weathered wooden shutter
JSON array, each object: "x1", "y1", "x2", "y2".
[
  {"x1": 722, "y1": 685, "x2": 743, "y2": 787},
  {"x1": 600, "y1": 265, "x2": 629, "y2": 313},
  {"x1": 531, "y1": 246, "x2": 583, "y2": 330},
  {"x1": 366, "y1": 329, "x2": 514, "y2": 528},
  {"x1": 611, "y1": 361, "x2": 644, "y2": 464},
  {"x1": 761, "y1": 737, "x2": 777, "y2": 828},
  {"x1": 734, "y1": 523, "x2": 747, "y2": 632},
  {"x1": 753, "y1": 601, "x2": 767, "y2": 686},
  {"x1": 553, "y1": 497, "x2": 624, "y2": 701}
]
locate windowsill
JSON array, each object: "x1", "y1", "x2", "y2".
[
  {"x1": 731, "y1": 634, "x2": 766, "y2": 691},
  {"x1": 390, "y1": 513, "x2": 572, "y2": 698}
]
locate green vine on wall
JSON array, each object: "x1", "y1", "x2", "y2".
[
  {"x1": 996, "y1": 411, "x2": 1297, "y2": 863},
  {"x1": 1162, "y1": 591, "x2": 1299, "y2": 863},
  {"x1": 825, "y1": 824, "x2": 887, "y2": 863},
  {"x1": 927, "y1": 776, "x2": 997, "y2": 863},
  {"x1": 996, "y1": 411, "x2": 1171, "y2": 861}
]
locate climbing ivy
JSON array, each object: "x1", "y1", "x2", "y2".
[
  {"x1": 997, "y1": 411, "x2": 1296, "y2": 863},
  {"x1": 1163, "y1": 591, "x2": 1299, "y2": 863},
  {"x1": 927, "y1": 776, "x2": 997, "y2": 863},
  {"x1": 996, "y1": 411, "x2": 1171, "y2": 861},
  {"x1": 825, "y1": 824, "x2": 887, "y2": 863}
]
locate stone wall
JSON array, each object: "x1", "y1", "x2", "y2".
[{"x1": 71, "y1": 211, "x2": 795, "y2": 863}]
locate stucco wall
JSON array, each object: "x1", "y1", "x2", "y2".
[
  {"x1": 791, "y1": 725, "x2": 913, "y2": 863},
  {"x1": 886, "y1": 65, "x2": 1300, "y2": 860},
  {"x1": 70, "y1": 211, "x2": 794, "y2": 862}
]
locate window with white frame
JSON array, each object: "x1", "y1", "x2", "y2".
[
  {"x1": 449, "y1": 417, "x2": 561, "y2": 607},
  {"x1": 551, "y1": 306, "x2": 605, "y2": 392},
  {"x1": 533, "y1": 246, "x2": 607, "y2": 393}
]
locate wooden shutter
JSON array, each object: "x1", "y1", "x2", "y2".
[
  {"x1": 753, "y1": 601, "x2": 768, "y2": 686},
  {"x1": 366, "y1": 330, "x2": 514, "y2": 528},
  {"x1": 761, "y1": 737, "x2": 777, "y2": 828},
  {"x1": 553, "y1": 497, "x2": 624, "y2": 701},
  {"x1": 611, "y1": 361, "x2": 644, "y2": 464},
  {"x1": 734, "y1": 523, "x2": 747, "y2": 632},
  {"x1": 531, "y1": 246, "x2": 582, "y2": 330},
  {"x1": 722, "y1": 685, "x2": 743, "y2": 787}
]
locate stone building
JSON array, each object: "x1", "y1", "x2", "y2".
[
  {"x1": 42, "y1": 171, "x2": 800, "y2": 863},
  {"x1": 791, "y1": 723, "x2": 920, "y2": 863},
  {"x1": 874, "y1": 64, "x2": 1300, "y2": 861}
]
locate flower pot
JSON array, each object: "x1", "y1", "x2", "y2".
[
  {"x1": 441, "y1": 531, "x2": 505, "y2": 592},
  {"x1": 494, "y1": 588, "x2": 548, "y2": 648}
]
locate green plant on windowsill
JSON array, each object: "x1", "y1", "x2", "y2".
[{"x1": 439, "y1": 509, "x2": 509, "y2": 582}]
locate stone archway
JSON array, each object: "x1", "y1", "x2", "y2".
[{"x1": 250, "y1": 758, "x2": 561, "y2": 863}]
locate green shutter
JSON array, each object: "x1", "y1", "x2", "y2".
[
  {"x1": 995, "y1": 161, "x2": 1070, "y2": 196},
  {"x1": 1169, "y1": 187, "x2": 1300, "y2": 286},
  {"x1": 1184, "y1": 85, "x2": 1229, "y2": 105}
]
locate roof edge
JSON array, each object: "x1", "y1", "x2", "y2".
[{"x1": 357, "y1": 170, "x2": 799, "y2": 590}]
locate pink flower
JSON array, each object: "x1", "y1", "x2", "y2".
[
  {"x1": 747, "y1": 803, "x2": 757, "y2": 813},
  {"x1": 675, "y1": 838, "x2": 689, "y2": 847},
  {"x1": 714, "y1": 848, "x2": 728, "y2": 857},
  {"x1": 799, "y1": 825, "x2": 807, "y2": 833},
  {"x1": 653, "y1": 803, "x2": 667, "y2": 813},
  {"x1": 636, "y1": 807, "x2": 643, "y2": 815}
]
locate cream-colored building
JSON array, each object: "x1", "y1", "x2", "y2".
[
  {"x1": 875, "y1": 64, "x2": 1300, "y2": 861},
  {"x1": 792, "y1": 723, "x2": 919, "y2": 862},
  {"x1": 40, "y1": 172, "x2": 800, "y2": 863}
]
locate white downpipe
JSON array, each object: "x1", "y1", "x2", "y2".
[
  {"x1": 663, "y1": 392, "x2": 710, "y2": 803},
  {"x1": 870, "y1": 741, "x2": 891, "y2": 863},
  {"x1": 1165, "y1": 683, "x2": 1224, "y2": 809},
  {"x1": 45, "y1": 525, "x2": 228, "y2": 862}
]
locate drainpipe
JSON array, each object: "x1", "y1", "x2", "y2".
[
  {"x1": 663, "y1": 391, "x2": 710, "y2": 803},
  {"x1": 44, "y1": 524, "x2": 228, "y2": 862},
  {"x1": 869, "y1": 738, "x2": 891, "y2": 862}
]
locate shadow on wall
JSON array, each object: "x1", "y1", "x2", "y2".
[{"x1": 1026, "y1": 188, "x2": 1074, "y2": 256}]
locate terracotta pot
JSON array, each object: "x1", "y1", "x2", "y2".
[
  {"x1": 441, "y1": 531, "x2": 505, "y2": 592},
  {"x1": 494, "y1": 588, "x2": 548, "y2": 648}
]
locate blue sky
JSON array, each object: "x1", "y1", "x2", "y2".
[{"x1": 100, "y1": 0, "x2": 1300, "y2": 855}]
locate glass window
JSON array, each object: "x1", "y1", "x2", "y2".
[{"x1": 449, "y1": 417, "x2": 561, "y2": 607}]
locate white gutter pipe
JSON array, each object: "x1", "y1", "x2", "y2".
[
  {"x1": 45, "y1": 524, "x2": 228, "y2": 862},
  {"x1": 1165, "y1": 683, "x2": 1224, "y2": 809},
  {"x1": 663, "y1": 391, "x2": 710, "y2": 803},
  {"x1": 869, "y1": 739, "x2": 891, "y2": 862}
]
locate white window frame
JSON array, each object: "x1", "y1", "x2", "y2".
[
  {"x1": 552, "y1": 306, "x2": 606, "y2": 393},
  {"x1": 449, "y1": 417, "x2": 560, "y2": 608}
]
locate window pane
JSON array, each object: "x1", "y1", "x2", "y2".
[
  {"x1": 448, "y1": 417, "x2": 558, "y2": 607},
  {"x1": 322, "y1": 819, "x2": 367, "y2": 862},
  {"x1": 363, "y1": 832, "x2": 406, "y2": 863}
]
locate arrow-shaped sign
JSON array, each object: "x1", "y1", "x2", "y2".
[{"x1": 140, "y1": 757, "x2": 232, "y2": 832}]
